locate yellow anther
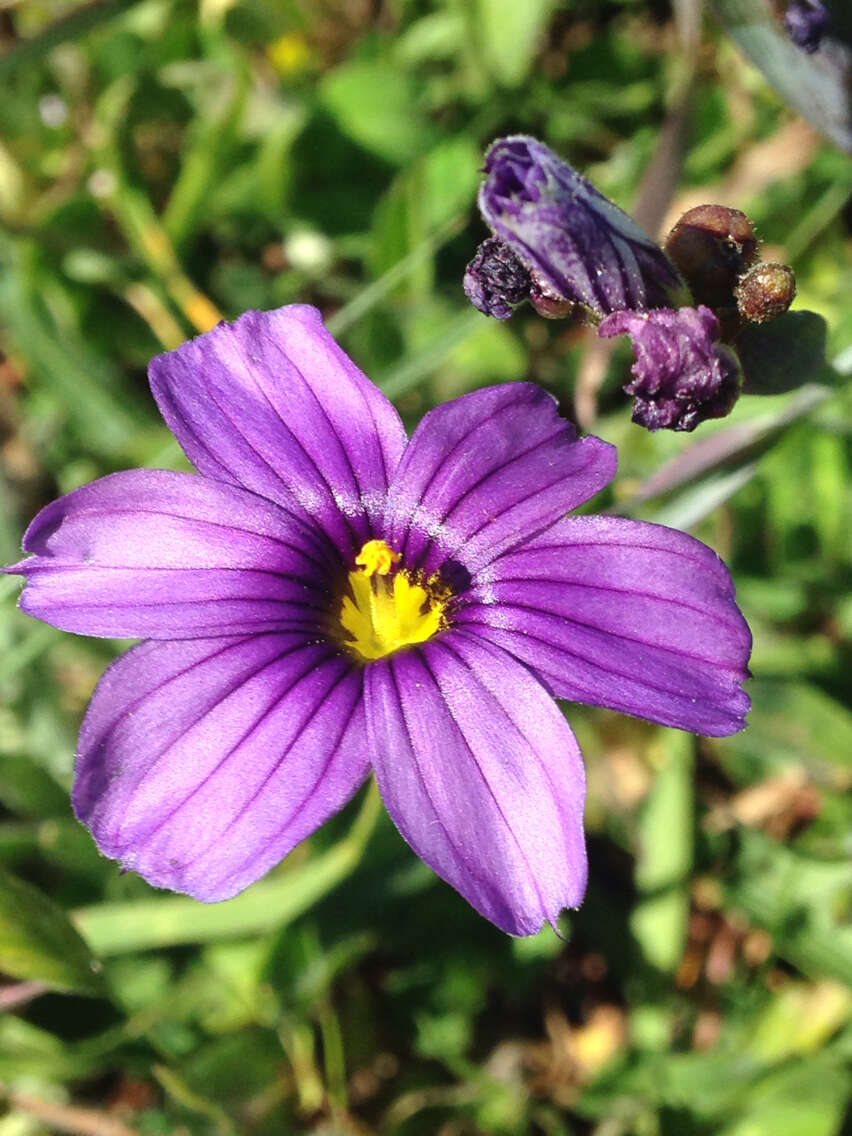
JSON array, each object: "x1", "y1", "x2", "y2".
[
  {"x1": 339, "y1": 541, "x2": 451, "y2": 662},
  {"x1": 355, "y1": 539, "x2": 401, "y2": 578}
]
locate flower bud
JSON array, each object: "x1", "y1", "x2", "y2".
[
  {"x1": 598, "y1": 306, "x2": 743, "y2": 432},
  {"x1": 784, "y1": 0, "x2": 830, "y2": 53},
  {"x1": 463, "y1": 237, "x2": 531, "y2": 320},
  {"x1": 665, "y1": 205, "x2": 759, "y2": 313},
  {"x1": 735, "y1": 262, "x2": 797, "y2": 324},
  {"x1": 475, "y1": 136, "x2": 688, "y2": 320}
]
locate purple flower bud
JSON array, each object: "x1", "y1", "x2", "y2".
[
  {"x1": 784, "y1": 0, "x2": 830, "y2": 53},
  {"x1": 599, "y1": 306, "x2": 743, "y2": 432},
  {"x1": 477, "y1": 136, "x2": 688, "y2": 319},
  {"x1": 463, "y1": 237, "x2": 531, "y2": 319}
]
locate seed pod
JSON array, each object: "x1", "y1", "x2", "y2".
[
  {"x1": 665, "y1": 205, "x2": 759, "y2": 312},
  {"x1": 735, "y1": 262, "x2": 797, "y2": 324},
  {"x1": 529, "y1": 276, "x2": 579, "y2": 321}
]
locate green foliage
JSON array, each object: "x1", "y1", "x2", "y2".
[
  {"x1": 0, "y1": 868, "x2": 104, "y2": 995},
  {"x1": 0, "y1": 0, "x2": 849, "y2": 1133}
]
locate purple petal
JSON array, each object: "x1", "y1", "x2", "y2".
[
  {"x1": 598, "y1": 306, "x2": 743, "y2": 432},
  {"x1": 384, "y1": 383, "x2": 616, "y2": 578},
  {"x1": 74, "y1": 633, "x2": 369, "y2": 900},
  {"x1": 459, "y1": 515, "x2": 751, "y2": 737},
  {"x1": 478, "y1": 136, "x2": 686, "y2": 316},
  {"x1": 6, "y1": 470, "x2": 338, "y2": 639},
  {"x1": 149, "y1": 305, "x2": 407, "y2": 556},
  {"x1": 366, "y1": 632, "x2": 586, "y2": 936}
]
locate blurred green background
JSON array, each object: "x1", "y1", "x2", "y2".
[{"x1": 0, "y1": 1, "x2": 850, "y2": 1133}]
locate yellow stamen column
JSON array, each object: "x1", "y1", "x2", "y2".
[{"x1": 338, "y1": 540, "x2": 450, "y2": 662}]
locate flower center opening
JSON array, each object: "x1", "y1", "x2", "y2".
[{"x1": 338, "y1": 539, "x2": 451, "y2": 662}]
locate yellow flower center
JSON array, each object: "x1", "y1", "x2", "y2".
[{"x1": 338, "y1": 539, "x2": 451, "y2": 662}]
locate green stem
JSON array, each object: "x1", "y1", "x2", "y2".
[{"x1": 0, "y1": 0, "x2": 144, "y2": 78}]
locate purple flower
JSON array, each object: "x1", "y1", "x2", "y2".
[
  {"x1": 784, "y1": 0, "x2": 830, "y2": 53},
  {"x1": 4, "y1": 306, "x2": 751, "y2": 935},
  {"x1": 474, "y1": 136, "x2": 688, "y2": 319},
  {"x1": 599, "y1": 306, "x2": 744, "y2": 433}
]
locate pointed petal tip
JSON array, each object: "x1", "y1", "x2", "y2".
[
  {"x1": 482, "y1": 133, "x2": 539, "y2": 168},
  {"x1": 699, "y1": 686, "x2": 751, "y2": 738},
  {"x1": 368, "y1": 637, "x2": 588, "y2": 938},
  {"x1": 1, "y1": 557, "x2": 30, "y2": 576},
  {"x1": 548, "y1": 917, "x2": 567, "y2": 943},
  {"x1": 466, "y1": 515, "x2": 752, "y2": 738}
]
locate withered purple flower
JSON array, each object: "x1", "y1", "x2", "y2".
[
  {"x1": 463, "y1": 237, "x2": 532, "y2": 320},
  {"x1": 599, "y1": 306, "x2": 743, "y2": 432},
  {"x1": 5, "y1": 306, "x2": 751, "y2": 934},
  {"x1": 784, "y1": 0, "x2": 830, "y2": 53},
  {"x1": 466, "y1": 137, "x2": 812, "y2": 432},
  {"x1": 471, "y1": 135, "x2": 688, "y2": 319}
]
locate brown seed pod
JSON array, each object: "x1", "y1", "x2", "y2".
[
  {"x1": 735, "y1": 262, "x2": 797, "y2": 324},
  {"x1": 529, "y1": 276, "x2": 580, "y2": 321},
  {"x1": 665, "y1": 205, "x2": 759, "y2": 312}
]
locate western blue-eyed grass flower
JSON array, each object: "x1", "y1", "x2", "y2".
[{"x1": 4, "y1": 306, "x2": 751, "y2": 935}]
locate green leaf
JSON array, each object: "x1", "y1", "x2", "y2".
[
  {"x1": 744, "y1": 981, "x2": 851, "y2": 1062},
  {"x1": 161, "y1": 70, "x2": 249, "y2": 250},
  {"x1": 713, "y1": 0, "x2": 852, "y2": 152},
  {"x1": 717, "y1": 1053, "x2": 850, "y2": 1136},
  {"x1": 0, "y1": 753, "x2": 68, "y2": 818},
  {"x1": 0, "y1": 0, "x2": 143, "y2": 79},
  {"x1": 0, "y1": 1016, "x2": 70, "y2": 1081},
  {"x1": 738, "y1": 311, "x2": 829, "y2": 395},
  {"x1": 320, "y1": 61, "x2": 436, "y2": 165},
  {"x1": 634, "y1": 732, "x2": 694, "y2": 894},
  {"x1": 368, "y1": 137, "x2": 480, "y2": 291},
  {"x1": 0, "y1": 244, "x2": 141, "y2": 458},
  {"x1": 0, "y1": 869, "x2": 104, "y2": 996},
  {"x1": 629, "y1": 383, "x2": 831, "y2": 510},
  {"x1": 475, "y1": 0, "x2": 555, "y2": 87},
  {"x1": 631, "y1": 889, "x2": 690, "y2": 974},
  {"x1": 726, "y1": 830, "x2": 852, "y2": 985},
  {"x1": 377, "y1": 309, "x2": 487, "y2": 399}
]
